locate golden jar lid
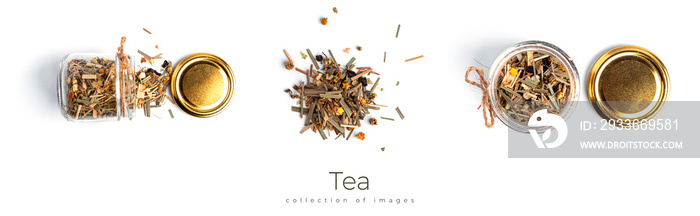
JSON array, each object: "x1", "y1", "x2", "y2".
[
  {"x1": 588, "y1": 46, "x2": 669, "y2": 126},
  {"x1": 171, "y1": 53, "x2": 235, "y2": 118}
]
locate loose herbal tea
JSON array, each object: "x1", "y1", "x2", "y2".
[
  {"x1": 59, "y1": 33, "x2": 175, "y2": 121},
  {"x1": 285, "y1": 49, "x2": 388, "y2": 140},
  {"x1": 289, "y1": 12, "x2": 410, "y2": 147},
  {"x1": 134, "y1": 50, "x2": 173, "y2": 117},
  {"x1": 64, "y1": 57, "x2": 118, "y2": 119},
  {"x1": 133, "y1": 60, "x2": 172, "y2": 117},
  {"x1": 494, "y1": 51, "x2": 571, "y2": 124},
  {"x1": 124, "y1": 32, "x2": 174, "y2": 119},
  {"x1": 466, "y1": 41, "x2": 579, "y2": 131}
]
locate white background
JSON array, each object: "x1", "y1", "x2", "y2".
[{"x1": 1, "y1": 0, "x2": 698, "y2": 215}]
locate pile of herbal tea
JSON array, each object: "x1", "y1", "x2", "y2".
[
  {"x1": 131, "y1": 51, "x2": 173, "y2": 118},
  {"x1": 284, "y1": 49, "x2": 399, "y2": 140},
  {"x1": 65, "y1": 57, "x2": 118, "y2": 119},
  {"x1": 496, "y1": 51, "x2": 571, "y2": 123},
  {"x1": 122, "y1": 29, "x2": 175, "y2": 119}
]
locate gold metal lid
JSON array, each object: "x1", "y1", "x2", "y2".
[
  {"x1": 588, "y1": 46, "x2": 669, "y2": 126},
  {"x1": 171, "y1": 53, "x2": 235, "y2": 118}
]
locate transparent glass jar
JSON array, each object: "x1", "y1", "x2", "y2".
[
  {"x1": 487, "y1": 41, "x2": 580, "y2": 133},
  {"x1": 57, "y1": 53, "x2": 135, "y2": 121}
]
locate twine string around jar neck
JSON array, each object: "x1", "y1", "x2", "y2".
[{"x1": 465, "y1": 66, "x2": 495, "y2": 128}]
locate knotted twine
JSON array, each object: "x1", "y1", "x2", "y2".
[{"x1": 465, "y1": 66, "x2": 495, "y2": 128}]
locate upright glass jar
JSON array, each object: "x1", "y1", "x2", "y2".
[
  {"x1": 487, "y1": 41, "x2": 580, "y2": 133},
  {"x1": 57, "y1": 53, "x2": 135, "y2": 121}
]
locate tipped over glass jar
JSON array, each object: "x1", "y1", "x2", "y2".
[{"x1": 487, "y1": 41, "x2": 580, "y2": 133}]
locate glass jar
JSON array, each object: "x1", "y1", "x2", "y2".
[
  {"x1": 57, "y1": 53, "x2": 135, "y2": 121},
  {"x1": 487, "y1": 41, "x2": 580, "y2": 133}
]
